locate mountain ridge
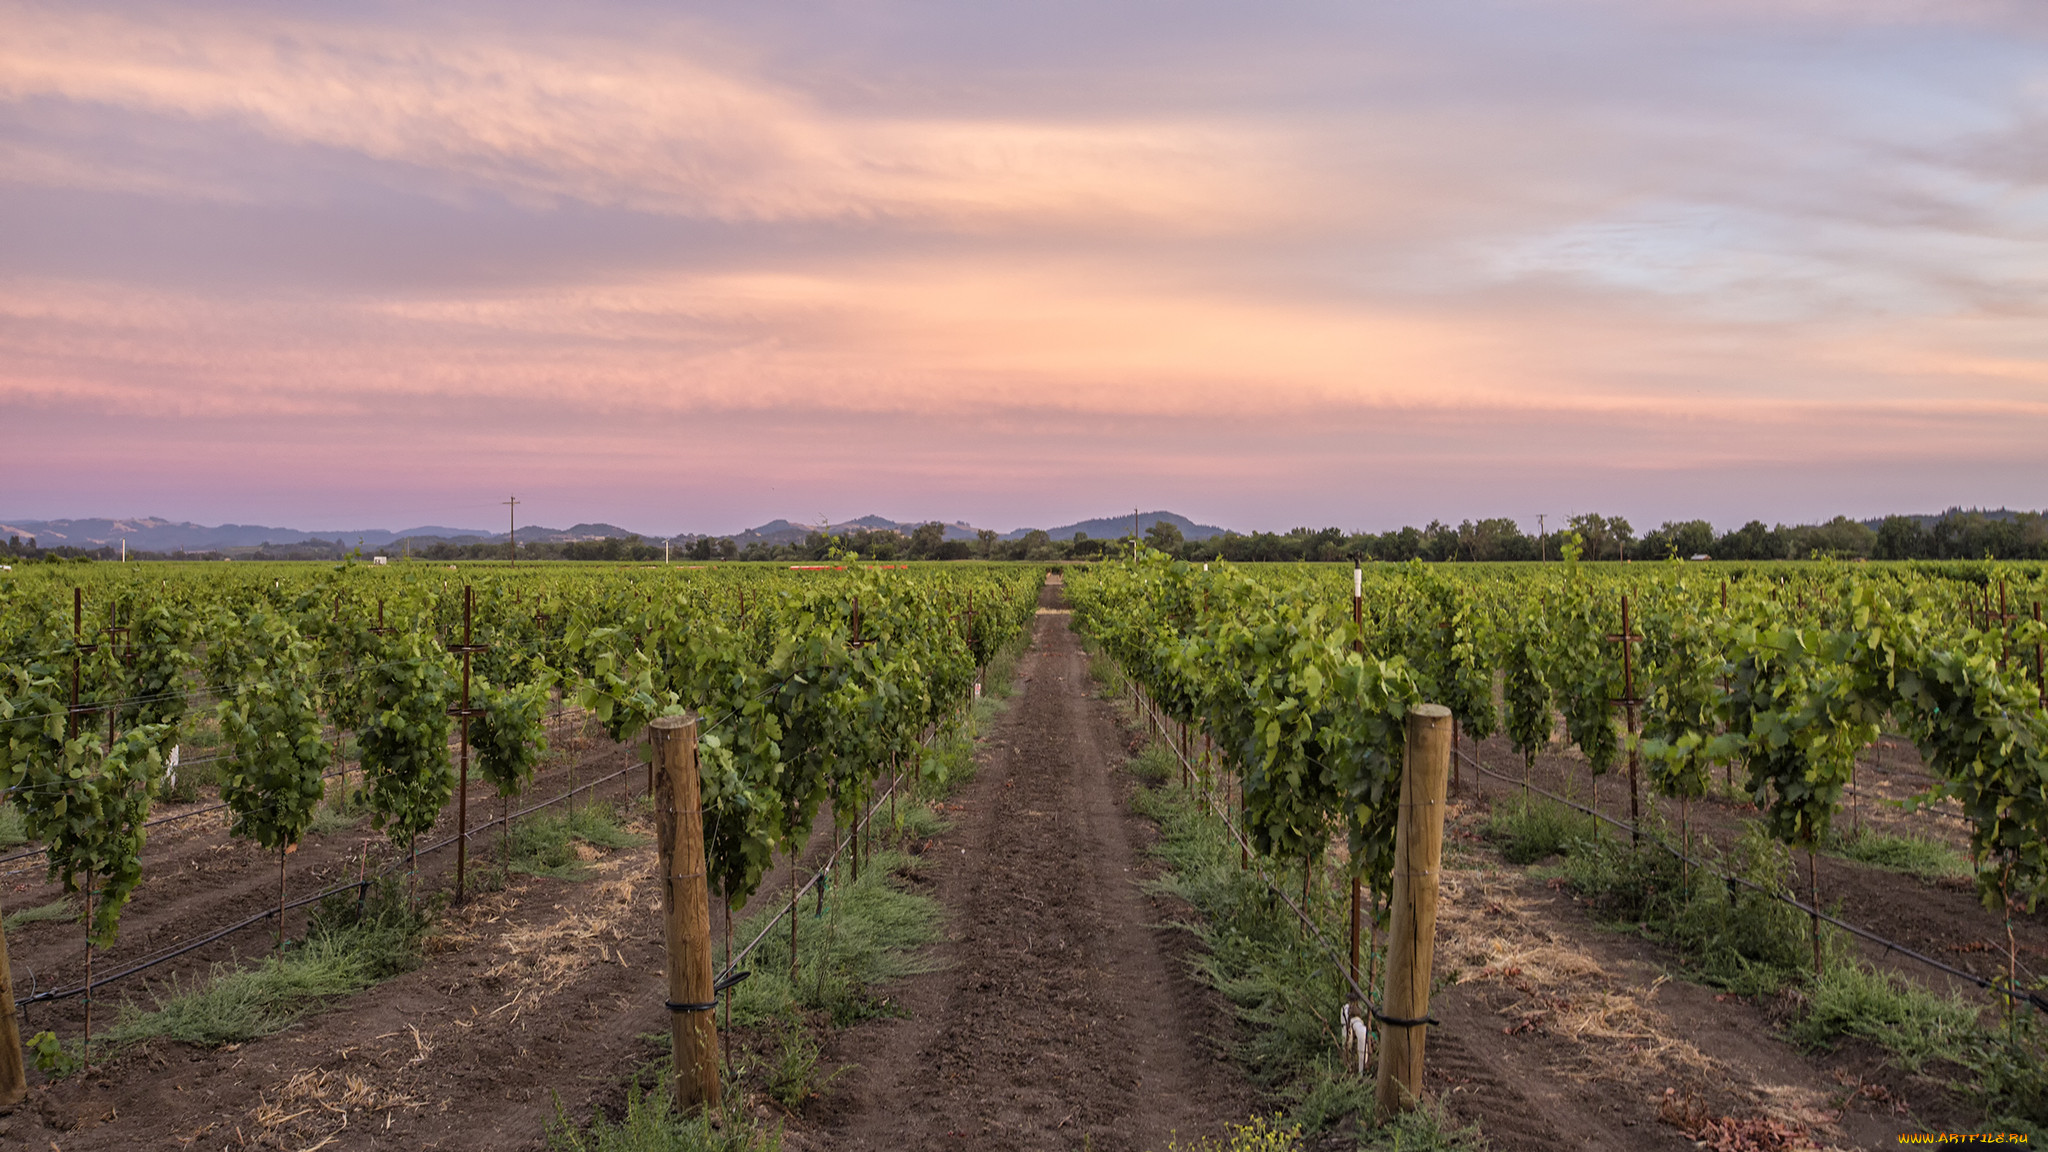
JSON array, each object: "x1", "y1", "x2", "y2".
[{"x1": 0, "y1": 512, "x2": 1227, "y2": 552}]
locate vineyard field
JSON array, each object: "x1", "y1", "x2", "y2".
[{"x1": 2, "y1": 555, "x2": 2046, "y2": 1148}]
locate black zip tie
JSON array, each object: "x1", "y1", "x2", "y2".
[
  {"x1": 665, "y1": 999, "x2": 718, "y2": 1013},
  {"x1": 1369, "y1": 1005, "x2": 1440, "y2": 1028}
]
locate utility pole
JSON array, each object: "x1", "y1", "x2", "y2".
[
  {"x1": 1536, "y1": 514, "x2": 1547, "y2": 562},
  {"x1": 1134, "y1": 507, "x2": 1140, "y2": 559},
  {"x1": 504, "y1": 495, "x2": 520, "y2": 566}
]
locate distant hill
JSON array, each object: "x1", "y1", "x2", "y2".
[
  {"x1": 1008, "y1": 511, "x2": 1228, "y2": 542},
  {"x1": 723, "y1": 516, "x2": 979, "y2": 547},
  {"x1": 716, "y1": 512, "x2": 1225, "y2": 546},
  {"x1": 0, "y1": 512, "x2": 1233, "y2": 552},
  {"x1": 0, "y1": 517, "x2": 493, "y2": 552},
  {"x1": 0, "y1": 517, "x2": 664, "y2": 554}
]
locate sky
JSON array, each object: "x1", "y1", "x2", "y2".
[{"x1": 2, "y1": 1, "x2": 2045, "y2": 537}]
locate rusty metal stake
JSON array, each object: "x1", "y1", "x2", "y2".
[{"x1": 446, "y1": 586, "x2": 489, "y2": 904}]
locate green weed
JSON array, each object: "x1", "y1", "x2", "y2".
[
  {"x1": 0, "y1": 801, "x2": 26, "y2": 848},
  {"x1": 1356, "y1": 1101, "x2": 1492, "y2": 1151},
  {"x1": 1787, "y1": 960, "x2": 1978, "y2": 1070},
  {"x1": 1483, "y1": 793, "x2": 1598, "y2": 864},
  {"x1": 722, "y1": 845, "x2": 941, "y2": 1030},
  {"x1": 1969, "y1": 1017, "x2": 2048, "y2": 1135},
  {"x1": 1128, "y1": 778, "x2": 1378, "y2": 1135},
  {"x1": 102, "y1": 877, "x2": 429, "y2": 1048},
  {"x1": 1788, "y1": 961, "x2": 2047, "y2": 1132},
  {"x1": 509, "y1": 802, "x2": 643, "y2": 880},
  {"x1": 307, "y1": 783, "x2": 369, "y2": 837},
  {"x1": 3, "y1": 897, "x2": 75, "y2": 933},
  {"x1": 546, "y1": 1084, "x2": 781, "y2": 1152},
  {"x1": 1823, "y1": 829, "x2": 1970, "y2": 881},
  {"x1": 1551, "y1": 818, "x2": 1814, "y2": 996},
  {"x1": 1127, "y1": 744, "x2": 1176, "y2": 786},
  {"x1": 26, "y1": 1029, "x2": 80, "y2": 1076}
]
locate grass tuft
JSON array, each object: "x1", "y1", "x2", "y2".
[
  {"x1": 1786, "y1": 960, "x2": 1978, "y2": 1070},
  {"x1": 722, "y1": 843, "x2": 942, "y2": 1031},
  {"x1": 103, "y1": 877, "x2": 429, "y2": 1048},
  {"x1": 547, "y1": 1082, "x2": 781, "y2": 1152},
  {"x1": 509, "y1": 802, "x2": 644, "y2": 880},
  {"x1": 0, "y1": 801, "x2": 26, "y2": 849},
  {"x1": 3, "y1": 897, "x2": 75, "y2": 933},
  {"x1": 1483, "y1": 793, "x2": 1598, "y2": 864},
  {"x1": 1823, "y1": 829, "x2": 1970, "y2": 881}
]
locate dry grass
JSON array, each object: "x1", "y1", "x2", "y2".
[
  {"x1": 483, "y1": 850, "x2": 651, "y2": 1024},
  {"x1": 244, "y1": 1065, "x2": 432, "y2": 1149},
  {"x1": 1435, "y1": 840, "x2": 1854, "y2": 1148}
]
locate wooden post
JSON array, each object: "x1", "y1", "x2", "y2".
[
  {"x1": 1375, "y1": 703, "x2": 1452, "y2": 1118},
  {"x1": 651, "y1": 713, "x2": 720, "y2": 1112},
  {"x1": 0, "y1": 892, "x2": 25, "y2": 1109}
]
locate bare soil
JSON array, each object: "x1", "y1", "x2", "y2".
[{"x1": 789, "y1": 586, "x2": 1254, "y2": 1150}]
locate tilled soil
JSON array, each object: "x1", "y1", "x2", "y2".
[{"x1": 793, "y1": 591, "x2": 1253, "y2": 1150}]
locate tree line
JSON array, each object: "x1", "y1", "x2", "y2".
[{"x1": 8, "y1": 507, "x2": 2042, "y2": 566}]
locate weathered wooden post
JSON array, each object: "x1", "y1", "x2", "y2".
[
  {"x1": 1375, "y1": 703, "x2": 1452, "y2": 1117},
  {"x1": 651, "y1": 713, "x2": 720, "y2": 1112},
  {"x1": 0, "y1": 894, "x2": 24, "y2": 1109}
]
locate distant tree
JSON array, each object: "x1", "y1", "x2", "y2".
[
  {"x1": 1640, "y1": 519, "x2": 1715, "y2": 560},
  {"x1": 1566, "y1": 513, "x2": 1634, "y2": 560},
  {"x1": 1145, "y1": 520, "x2": 1184, "y2": 553},
  {"x1": 1418, "y1": 520, "x2": 1459, "y2": 562},
  {"x1": 1370, "y1": 526, "x2": 1424, "y2": 562},
  {"x1": 907, "y1": 521, "x2": 948, "y2": 558},
  {"x1": 1715, "y1": 520, "x2": 1778, "y2": 561},
  {"x1": 1872, "y1": 516, "x2": 1926, "y2": 560},
  {"x1": 976, "y1": 528, "x2": 999, "y2": 559}
]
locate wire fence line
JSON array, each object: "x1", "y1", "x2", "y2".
[
  {"x1": 10, "y1": 695, "x2": 971, "y2": 1017},
  {"x1": 0, "y1": 705, "x2": 599, "y2": 875},
  {"x1": 12, "y1": 757, "x2": 645, "y2": 1012},
  {"x1": 1452, "y1": 745, "x2": 2048, "y2": 1016},
  {"x1": 713, "y1": 708, "x2": 966, "y2": 984},
  {"x1": 1119, "y1": 662, "x2": 2047, "y2": 1026}
]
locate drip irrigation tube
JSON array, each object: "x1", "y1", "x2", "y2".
[
  {"x1": 1455, "y1": 745, "x2": 2048, "y2": 1016},
  {"x1": 0, "y1": 707, "x2": 596, "y2": 873},
  {"x1": 1132, "y1": 690, "x2": 1376, "y2": 1007},
  {"x1": 713, "y1": 722, "x2": 941, "y2": 985},
  {"x1": 14, "y1": 758, "x2": 643, "y2": 1009},
  {"x1": 1131, "y1": 676, "x2": 2048, "y2": 1029}
]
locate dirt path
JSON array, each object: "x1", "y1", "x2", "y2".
[{"x1": 795, "y1": 590, "x2": 1252, "y2": 1151}]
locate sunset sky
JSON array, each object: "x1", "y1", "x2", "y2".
[{"x1": 3, "y1": 1, "x2": 2045, "y2": 536}]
